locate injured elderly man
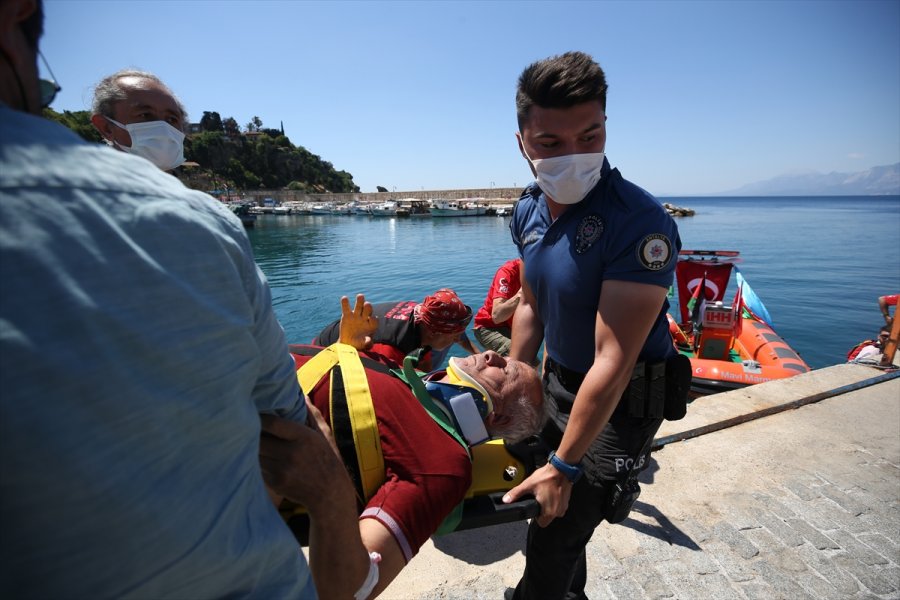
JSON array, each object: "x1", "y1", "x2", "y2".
[{"x1": 261, "y1": 295, "x2": 544, "y2": 598}]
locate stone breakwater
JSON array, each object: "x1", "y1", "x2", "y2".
[
  {"x1": 664, "y1": 202, "x2": 696, "y2": 217},
  {"x1": 243, "y1": 187, "x2": 524, "y2": 205},
  {"x1": 239, "y1": 187, "x2": 695, "y2": 215}
]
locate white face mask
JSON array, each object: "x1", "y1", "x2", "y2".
[
  {"x1": 522, "y1": 145, "x2": 605, "y2": 205},
  {"x1": 106, "y1": 118, "x2": 186, "y2": 171}
]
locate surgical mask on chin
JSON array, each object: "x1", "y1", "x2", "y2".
[
  {"x1": 524, "y1": 147, "x2": 605, "y2": 205},
  {"x1": 106, "y1": 118, "x2": 186, "y2": 171}
]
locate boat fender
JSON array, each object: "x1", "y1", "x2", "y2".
[{"x1": 667, "y1": 313, "x2": 690, "y2": 347}]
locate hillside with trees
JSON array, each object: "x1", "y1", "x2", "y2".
[{"x1": 42, "y1": 108, "x2": 359, "y2": 194}]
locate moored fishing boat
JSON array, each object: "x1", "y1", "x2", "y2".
[
  {"x1": 228, "y1": 202, "x2": 257, "y2": 228},
  {"x1": 395, "y1": 198, "x2": 431, "y2": 218},
  {"x1": 369, "y1": 200, "x2": 397, "y2": 217},
  {"x1": 351, "y1": 202, "x2": 373, "y2": 216},
  {"x1": 282, "y1": 201, "x2": 310, "y2": 214},
  {"x1": 331, "y1": 202, "x2": 353, "y2": 215},
  {"x1": 667, "y1": 250, "x2": 810, "y2": 397},
  {"x1": 430, "y1": 198, "x2": 487, "y2": 217}
]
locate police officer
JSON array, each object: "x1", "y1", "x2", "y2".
[{"x1": 502, "y1": 51, "x2": 683, "y2": 600}]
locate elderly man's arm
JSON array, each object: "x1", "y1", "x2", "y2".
[
  {"x1": 259, "y1": 415, "x2": 371, "y2": 599},
  {"x1": 356, "y1": 520, "x2": 406, "y2": 597}
]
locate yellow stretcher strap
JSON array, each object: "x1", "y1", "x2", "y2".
[{"x1": 297, "y1": 343, "x2": 385, "y2": 502}]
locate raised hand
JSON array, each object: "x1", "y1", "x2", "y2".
[{"x1": 338, "y1": 293, "x2": 376, "y2": 351}]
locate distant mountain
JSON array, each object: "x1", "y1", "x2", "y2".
[{"x1": 719, "y1": 162, "x2": 900, "y2": 196}]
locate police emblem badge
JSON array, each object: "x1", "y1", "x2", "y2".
[
  {"x1": 637, "y1": 234, "x2": 672, "y2": 270},
  {"x1": 575, "y1": 215, "x2": 603, "y2": 254}
]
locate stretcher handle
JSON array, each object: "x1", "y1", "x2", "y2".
[{"x1": 450, "y1": 492, "x2": 540, "y2": 533}]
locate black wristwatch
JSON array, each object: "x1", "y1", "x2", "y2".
[{"x1": 548, "y1": 451, "x2": 583, "y2": 484}]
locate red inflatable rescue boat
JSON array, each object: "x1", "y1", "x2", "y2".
[{"x1": 668, "y1": 250, "x2": 810, "y2": 397}]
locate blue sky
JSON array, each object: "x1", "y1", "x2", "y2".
[{"x1": 42, "y1": 0, "x2": 900, "y2": 196}]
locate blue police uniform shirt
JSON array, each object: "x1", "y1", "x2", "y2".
[{"x1": 510, "y1": 158, "x2": 681, "y2": 374}]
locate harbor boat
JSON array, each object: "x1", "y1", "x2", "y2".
[
  {"x1": 369, "y1": 201, "x2": 397, "y2": 217},
  {"x1": 309, "y1": 202, "x2": 334, "y2": 215},
  {"x1": 331, "y1": 203, "x2": 354, "y2": 216},
  {"x1": 395, "y1": 198, "x2": 432, "y2": 218},
  {"x1": 494, "y1": 204, "x2": 514, "y2": 216},
  {"x1": 228, "y1": 202, "x2": 257, "y2": 228},
  {"x1": 273, "y1": 205, "x2": 292, "y2": 215},
  {"x1": 430, "y1": 198, "x2": 487, "y2": 217},
  {"x1": 667, "y1": 250, "x2": 810, "y2": 397},
  {"x1": 282, "y1": 201, "x2": 310, "y2": 215}
]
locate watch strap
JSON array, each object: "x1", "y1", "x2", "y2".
[{"x1": 548, "y1": 450, "x2": 583, "y2": 484}]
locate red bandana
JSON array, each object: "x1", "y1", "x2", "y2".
[{"x1": 415, "y1": 288, "x2": 472, "y2": 334}]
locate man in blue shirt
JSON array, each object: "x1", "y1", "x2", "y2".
[
  {"x1": 502, "y1": 51, "x2": 684, "y2": 600},
  {"x1": 0, "y1": 2, "x2": 370, "y2": 597}
]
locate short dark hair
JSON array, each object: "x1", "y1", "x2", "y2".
[
  {"x1": 516, "y1": 51, "x2": 608, "y2": 131},
  {"x1": 20, "y1": 0, "x2": 44, "y2": 50}
]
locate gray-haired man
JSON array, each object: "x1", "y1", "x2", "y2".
[{"x1": 90, "y1": 68, "x2": 187, "y2": 171}]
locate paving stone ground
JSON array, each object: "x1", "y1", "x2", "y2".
[{"x1": 382, "y1": 365, "x2": 900, "y2": 599}]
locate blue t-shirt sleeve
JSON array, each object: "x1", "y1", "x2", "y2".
[
  {"x1": 510, "y1": 185, "x2": 540, "y2": 258},
  {"x1": 510, "y1": 204, "x2": 523, "y2": 255},
  {"x1": 604, "y1": 197, "x2": 680, "y2": 288}
]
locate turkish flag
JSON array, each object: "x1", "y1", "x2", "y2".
[{"x1": 675, "y1": 259, "x2": 733, "y2": 323}]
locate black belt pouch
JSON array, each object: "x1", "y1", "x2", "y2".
[
  {"x1": 663, "y1": 354, "x2": 692, "y2": 421},
  {"x1": 602, "y1": 477, "x2": 642, "y2": 524},
  {"x1": 626, "y1": 361, "x2": 666, "y2": 419}
]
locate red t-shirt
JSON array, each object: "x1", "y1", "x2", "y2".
[
  {"x1": 474, "y1": 259, "x2": 521, "y2": 329},
  {"x1": 292, "y1": 351, "x2": 471, "y2": 562}
]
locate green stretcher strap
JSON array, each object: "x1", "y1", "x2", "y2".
[
  {"x1": 395, "y1": 350, "x2": 472, "y2": 534},
  {"x1": 395, "y1": 352, "x2": 471, "y2": 460}
]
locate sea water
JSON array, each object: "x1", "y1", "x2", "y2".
[{"x1": 248, "y1": 196, "x2": 900, "y2": 370}]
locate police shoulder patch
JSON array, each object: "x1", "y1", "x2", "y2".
[
  {"x1": 636, "y1": 234, "x2": 672, "y2": 270},
  {"x1": 575, "y1": 215, "x2": 604, "y2": 255}
]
